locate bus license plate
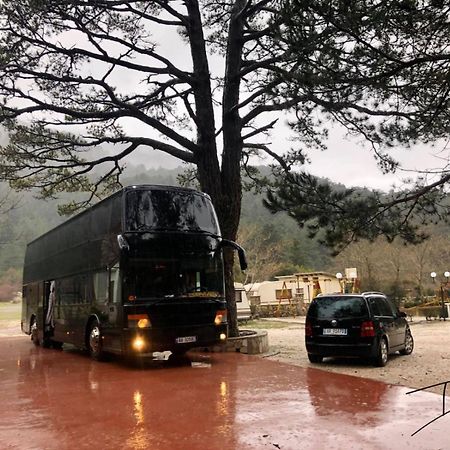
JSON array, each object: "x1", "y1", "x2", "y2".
[
  {"x1": 323, "y1": 328, "x2": 347, "y2": 336},
  {"x1": 176, "y1": 336, "x2": 197, "y2": 344}
]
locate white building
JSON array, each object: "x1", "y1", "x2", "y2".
[{"x1": 245, "y1": 272, "x2": 342, "y2": 308}]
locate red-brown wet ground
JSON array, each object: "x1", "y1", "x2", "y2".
[{"x1": 0, "y1": 336, "x2": 449, "y2": 450}]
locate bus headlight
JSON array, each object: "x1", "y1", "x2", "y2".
[
  {"x1": 132, "y1": 336, "x2": 146, "y2": 352},
  {"x1": 214, "y1": 310, "x2": 227, "y2": 325},
  {"x1": 219, "y1": 333, "x2": 227, "y2": 341}
]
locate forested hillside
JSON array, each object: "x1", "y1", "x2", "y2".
[{"x1": 0, "y1": 165, "x2": 448, "y2": 302}]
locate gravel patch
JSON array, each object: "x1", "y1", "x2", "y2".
[{"x1": 258, "y1": 319, "x2": 450, "y2": 395}]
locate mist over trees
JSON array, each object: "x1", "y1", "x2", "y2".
[
  {"x1": 0, "y1": 165, "x2": 449, "y2": 303},
  {"x1": 1, "y1": 1, "x2": 450, "y2": 329}
]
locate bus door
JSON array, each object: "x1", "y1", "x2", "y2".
[
  {"x1": 106, "y1": 265, "x2": 122, "y2": 352},
  {"x1": 108, "y1": 265, "x2": 121, "y2": 326},
  {"x1": 26, "y1": 282, "x2": 45, "y2": 340},
  {"x1": 43, "y1": 281, "x2": 55, "y2": 337},
  {"x1": 92, "y1": 266, "x2": 122, "y2": 351},
  {"x1": 53, "y1": 276, "x2": 87, "y2": 346}
]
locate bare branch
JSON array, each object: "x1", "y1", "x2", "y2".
[{"x1": 242, "y1": 119, "x2": 278, "y2": 140}]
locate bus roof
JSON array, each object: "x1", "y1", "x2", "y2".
[{"x1": 26, "y1": 185, "x2": 210, "y2": 247}]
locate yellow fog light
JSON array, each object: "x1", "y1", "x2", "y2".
[
  {"x1": 214, "y1": 309, "x2": 227, "y2": 325},
  {"x1": 132, "y1": 337, "x2": 146, "y2": 351},
  {"x1": 220, "y1": 333, "x2": 227, "y2": 341},
  {"x1": 137, "y1": 318, "x2": 150, "y2": 329}
]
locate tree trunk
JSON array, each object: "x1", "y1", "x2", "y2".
[
  {"x1": 197, "y1": 166, "x2": 242, "y2": 338},
  {"x1": 217, "y1": 0, "x2": 247, "y2": 337},
  {"x1": 186, "y1": 0, "x2": 246, "y2": 337}
]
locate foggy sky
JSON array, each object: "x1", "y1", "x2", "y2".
[{"x1": 1, "y1": 6, "x2": 449, "y2": 195}]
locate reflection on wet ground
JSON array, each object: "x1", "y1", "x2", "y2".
[{"x1": 0, "y1": 336, "x2": 448, "y2": 450}]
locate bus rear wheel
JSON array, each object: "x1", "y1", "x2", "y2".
[{"x1": 87, "y1": 321, "x2": 106, "y2": 361}]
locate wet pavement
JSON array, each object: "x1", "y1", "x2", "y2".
[{"x1": 0, "y1": 336, "x2": 449, "y2": 450}]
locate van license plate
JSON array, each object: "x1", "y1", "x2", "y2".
[
  {"x1": 176, "y1": 336, "x2": 197, "y2": 344},
  {"x1": 323, "y1": 328, "x2": 347, "y2": 336}
]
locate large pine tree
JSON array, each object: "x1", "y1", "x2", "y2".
[{"x1": 1, "y1": 0, "x2": 449, "y2": 334}]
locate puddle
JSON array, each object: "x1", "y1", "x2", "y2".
[{"x1": 191, "y1": 361, "x2": 212, "y2": 369}]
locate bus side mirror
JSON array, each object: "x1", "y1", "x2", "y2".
[
  {"x1": 117, "y1": 234, "x2": 130, "y2": 251},
  {"x1": 220, "y1": 239, "x2": 248, "y2": 271},
  {"x1": 237, "y1": 247, "x2": 248, "y2": 271}
]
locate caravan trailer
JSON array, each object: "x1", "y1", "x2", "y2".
[{"x1": 235, "y1": 283, "x2": 251, "y2": 321}]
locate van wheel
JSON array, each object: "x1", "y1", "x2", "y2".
[
  {"x1": 308, "y1": 353, "x2": 323, "y2": 363},
  {"x1": 30, "y1": 317, "x2": 39, "y2": 346},
  {"x1": 374, "y1": 338, "x2": 388, "y2": 367},
  {"x1": 87, "y1": 321, "x2": 106, "y2": 361},
  {"x1": 400, "y1": 330, "x2": 414, "y2": 355}
]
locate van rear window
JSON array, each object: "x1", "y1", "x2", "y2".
[{"x1": 308, "y1": 296, "x2": 368, "y2": 319}]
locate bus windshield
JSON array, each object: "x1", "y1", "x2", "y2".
[
  {"x1": 125, "y1": 189, "x2": 220, "y2": 234},
  {"x1": 123, "y1": 255, "x2": 224, "y2": 301}
]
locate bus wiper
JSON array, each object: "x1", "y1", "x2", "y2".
[
  {"x1": 128, "y1": 225, "x2": 169, "y2": 232},
  {"x1": 209, "y1": 297, "x2": 225, "y2": 303},
  {"x1": 146, "y1": 298, "x2": 173, "y2": 305}
]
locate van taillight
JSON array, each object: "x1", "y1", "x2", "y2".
[
  {"x1": 360, "y1": 321, "x2": 375, "y2": 337},
  {"x1": 305, "y1": 320, "x2": 313, "y2": 337}
]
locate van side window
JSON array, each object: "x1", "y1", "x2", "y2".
[
  {"x1": 385, "y1": 297, "x2": 398, "y2": 315},
  {"x1": 368, "y1": 298, "x2": 381, "y2": 316},
  {"x1": 378, "y1": 298, "x2": 394, "y2": 317}
]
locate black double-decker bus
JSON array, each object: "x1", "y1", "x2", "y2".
[{"x1": 21, "y1": 185, "x2": 247, "y2": 360}]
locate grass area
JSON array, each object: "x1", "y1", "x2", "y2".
[
  {"x1": 243, "y1": 319, "x2": 292, "y2": 329},
  {"x1": 0, "y1": 302, "x2": 21, "y2": 321}
]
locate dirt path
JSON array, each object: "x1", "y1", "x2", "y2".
[
  {"x1": 0, "y1": 303, "x2": 22, "y2": 337},
  {"x1": 261, "y1": 319, "x2": 450, "y2": 395},
  {"x1": 0, "y1": 320, "x2": 22, "y2": 337}
]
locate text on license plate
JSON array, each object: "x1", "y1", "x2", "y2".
[
  {"x1": 323, "y1": 328, "x2": 347, "y2": 336},
  {"x1": 175, "y1": 336, "x2": 197, "y2": 344}
]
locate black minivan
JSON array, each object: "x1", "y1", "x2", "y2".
[{"x1": 305, "y1": 292, "x2": 414, "y2": 367}]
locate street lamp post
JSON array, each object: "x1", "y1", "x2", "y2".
[
  {"x1": 430, "y1": 271, "x2": 450, "y2": 320},
  {"x1": 335, "y1": 270, "x2": 360, "y2": 294},
  {"x1": 336, "y1": 272, "x2": 344, "y2": 293}
]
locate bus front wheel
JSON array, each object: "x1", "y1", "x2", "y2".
[{"x1": 87, "y1": 321, "x2": 106, "y2": 361}]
